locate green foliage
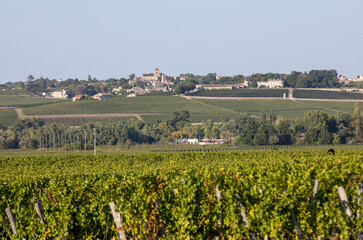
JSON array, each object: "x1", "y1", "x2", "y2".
[
  {"x1": 0, "y1": 151, "x2": 362, "y2": 238},
  {"x1": 175, "y1": 82, "x2": 196, "y2": 94}
]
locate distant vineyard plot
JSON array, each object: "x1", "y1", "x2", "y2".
[
  {"x1": 187, "y1": 88, "x2": 288, "y2": 98},
  {"x1": 197, "y1": 99, "x2": 363, "y2": 119},
  {"x1": 42, "y1": 116, "x2": 137, "y2": 126},
  {"x1": 23, "y1": 96, "x2": 224, "y2": 115},
  {"x1": 0, "y1": 109, "x2": 18, "y2": 126},
  {"x1": 17, "y1": 96, "x2": 363, "y2": 125},
  {"x1": 0, "y1": 96, "x2": 68, "y2": 107},
  {"x1": 292, "y1": 89, "x2": 363, "y2": 100}
]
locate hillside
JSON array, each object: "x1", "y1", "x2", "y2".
[{"x1": 1, "y1": 95, "x2": 362, "y2": 126}]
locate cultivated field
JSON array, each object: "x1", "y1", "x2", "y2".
[
  {"x1": 0, "y1": 109, "x2": 17, "y2": 126},
  {"x1": 0, "y1": 150, "x2": 362, "y2": 239},
  {"x1": 22, "y1": 96, "x2": 223, "y2": 115},
  {"x1": 0, "y1": 96, "x2": 68, "y2": 107},
  {"x1": 2, "y1": 95, "x2": 363, "y2": 125},
  {"x1": 197, "y1": 99, "x2": 363, "y2": 119}
]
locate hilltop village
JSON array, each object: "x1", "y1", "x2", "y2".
[{"x1": 1, "y1": 68, "x2": 362, "y2": 100}]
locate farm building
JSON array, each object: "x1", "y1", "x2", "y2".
[{"x1": 257, "y1": 79, "x2": 284, "y2": 88}]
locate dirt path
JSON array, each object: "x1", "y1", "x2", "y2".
[
  {"x1": 14, "y1": 108, "x2": 168, "y2": 122},
  {"x1": 15, "y1": 108, "x2": 25, "y2": 119}
]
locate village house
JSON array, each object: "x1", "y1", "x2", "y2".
[
  {"x1": 112, "y1": 86, "x2": 123, "y2": 95},
  {"x1": 348, "y1": 75, "x2": 363, "y2": 83},
  {"x1": 92, "y1": 93, "x2": 113, "y2": 100},
  {"x1": 257, "y1": 79, "x2": 284, "y2": 88},
  {"x1": 179, "y1": 75, "x2": 187, "y2": 81},
  {"x1": 338, "y1": 75, "x2": 363, "y2": 84},
  {"x1": 72, "y1": 94, "x2": 84, "y2": 101}
]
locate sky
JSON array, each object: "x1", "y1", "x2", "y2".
[{"x1": 0, "y1": 0, "x2": 362, "y2": 83}]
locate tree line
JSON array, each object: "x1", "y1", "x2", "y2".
[
  {"x1": 172, "y1": 70, "x2": 344, "y2": 94},
  {"x1": 0, "y1": 69, "x2": 355, "y2": 97},
  {"x1": 0, "y1": 106, "x2": 362, "y2": 150}
]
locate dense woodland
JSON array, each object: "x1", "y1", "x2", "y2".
[{"x1": 0, "y1": 105, "x2": 362, "y2": 150}]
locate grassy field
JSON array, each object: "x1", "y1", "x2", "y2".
[
  {"x1": 0, "y1": 109, "x2": 18, "y2": 126},
  {"x1": 0, "y1": 95, "x2": 68, "y2": 107}
]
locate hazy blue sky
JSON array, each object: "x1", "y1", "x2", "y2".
[{"x1": 0, "y1": 0, "x2": 362, "y2": 83}]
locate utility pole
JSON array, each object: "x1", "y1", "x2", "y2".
[{"x1": 93, "y1": 128, "x2": 97, "y2": 156}]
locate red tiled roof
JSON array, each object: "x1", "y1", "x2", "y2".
[
  {"x1": 155, "y1": 68, "x2": 160, "y2": 71},
  {"x1": 73, "y1": 95, "x2": 83, "y2": 98},
  {"x1": 143, "y1": 73, "x2": 154, "y2": 77}
]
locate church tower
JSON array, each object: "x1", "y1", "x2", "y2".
[{"x1": 154, "y1": 68, "x2": 161, "y2": 79}]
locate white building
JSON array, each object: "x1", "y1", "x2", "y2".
[
  {"x1": 257, "y1": 79, "x2": 284, "y2": 88},
  {"x1": 174, "y1": 138, "x2": 199, "y2": 144},
  {"x1": 43, "y1": 90, "x2": 70, "y2": 99}
]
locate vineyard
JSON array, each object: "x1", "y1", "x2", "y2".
[
  {"x1": 22, "y1": 96, "x2": 222, "y2": 116},
  {"x1": 0, "y1": 96, "x2": 68, "y2": 108},
  {"x1": 0, "y1": 109, "x2": 17, "y2": 127},
  {"x1": 293, "y1": 90, "x2": 363, "y2": 100},
  {"x1": 0, "y1": 150, "x2": 362, "y2": 239},
  {"x1": 187, "y1": 89, "x2": 289, "y2": 98},
  {"x1": 41, "y1": 116, "x2": 137, "y2": 126}
]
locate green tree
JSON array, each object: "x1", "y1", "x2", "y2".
[
  {"x1": 174, "y1": 82, "x2": 196, "y2": 94},
  {"x1": 253, "y1": 125, "x2": 269, "y2": 145},
  {"x1": 27, "y1": 75, "x2": 35, "y2": 81}
]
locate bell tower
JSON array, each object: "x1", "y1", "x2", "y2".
[{"x1": 154, "y1": 68, "x2": 161, "y2": 78}]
